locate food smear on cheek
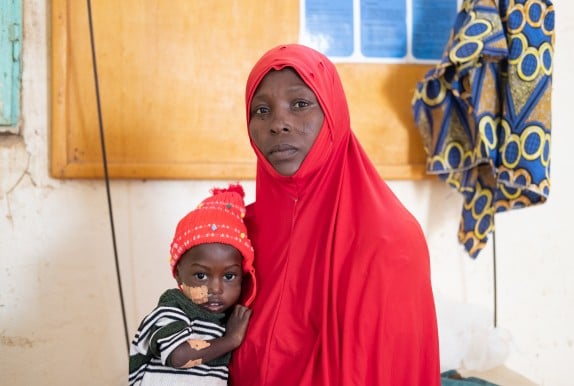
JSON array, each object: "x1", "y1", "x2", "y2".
[{"x1": 181, "y1": 284, "x2": 208, "y2": 304}]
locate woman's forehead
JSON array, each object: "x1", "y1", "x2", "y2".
[{"x1": 255, "y1": 68, "x2": 307, "y2": 91}]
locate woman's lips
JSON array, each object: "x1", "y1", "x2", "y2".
[{"x1": 268, "y1": 144, "x2": 297, "y2": 161}]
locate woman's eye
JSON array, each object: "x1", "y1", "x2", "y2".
[
  {"x1": 253, "y1": 106, "x2": 269, "y2": 116},
  {"x1": 194, "y1": 273, "x2": 207, "y2": 280},
  {"x1": 294, "y1": 100, "x2": 310, "y2": 109}
]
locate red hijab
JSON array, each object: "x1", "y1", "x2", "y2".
[{"x1": 230, "y1": 44, "x2": 440, "y2": 385}]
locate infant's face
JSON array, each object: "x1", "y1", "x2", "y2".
[{"x1": 176, "y1": 243, "x2": 243, "y2": 313}]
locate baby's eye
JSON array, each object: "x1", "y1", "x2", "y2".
[
  {"x1": 223, "y1": 273, "x2": 237, "y2": 281},
  {"x1": 194, "y1": 272, "x2": 207, "y2": 280}
]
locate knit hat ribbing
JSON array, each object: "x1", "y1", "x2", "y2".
[{"x1": 169, "y1": 184, "x2": 256, "y2": 306}]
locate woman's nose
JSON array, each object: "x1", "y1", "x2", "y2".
[{"x1": 269, "y1": 110, "x2": 291, "y2": 134}]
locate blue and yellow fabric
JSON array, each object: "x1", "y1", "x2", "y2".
[{"x1": 412, "y1": 0, "x2": 554, "y2": 258}]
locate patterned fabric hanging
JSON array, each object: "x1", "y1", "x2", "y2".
[{"x1": 412, "y1": 0, "x2": 554, "y2": 258}]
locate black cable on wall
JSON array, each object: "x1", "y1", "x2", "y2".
[{"x1": 87, "y1": 0, "x2": 130, "y2": 352}]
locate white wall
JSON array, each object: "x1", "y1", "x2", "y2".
[{"x1": 1, "y1": 1, "x2": 572, "y2": 385}]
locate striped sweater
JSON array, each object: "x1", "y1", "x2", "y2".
[{"x1": 129, "y1": 289, "x2": 230, "y2": 386}]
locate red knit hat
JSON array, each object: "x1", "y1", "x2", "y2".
[{"x1": 169, "y1": 184, "x2": 256, "y2": 306}]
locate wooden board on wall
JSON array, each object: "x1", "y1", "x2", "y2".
[{"x1": 50, "y1": 0, "x2": 432, "y2": 180}]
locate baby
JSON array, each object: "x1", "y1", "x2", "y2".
[{"x1": 129, "y1": 184, "x2": 256, "y2": 386}]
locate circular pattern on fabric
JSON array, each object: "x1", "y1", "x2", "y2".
[
  {"x1": 430, "y1": 157, "x2": 447, "y2": 172},
  {"x1": 499, "y1": 184, "x2": 522, "y2": 201},
  {"x1": 540, "y1": 42, "x2": 553, "y2": 75},
  {"x1": 526, "y1": 1, "x2": 543, "y2": 28},
  {"x1": 539, "y1": 179, "x2": 551, "y2": 196},
  {"x1": 449, "y1": 39, "x2": 483, "y2": 64},
  {"x1": 513, "y1": 170, "x2": 529, "y2": 187},
  {"x1": 474, "y1": 212, "x2": 493, "y2": 240},
  {"x1": 517, "y1": 47, "x2": 540, "y2": 81},
  {"x1": 507, "y1": 5, "x2": 526, "y2": 33},
  {"x1": 501, "y1": 134, "x2": 521, "y2": 169},
  {"x1": 445, "y1": 142, "x2": 464, "y2": 169},
  {"x1": 478, "y1": 115, "x2": 497, "y2": 151},
  {"x1": 422, "y1": 78, "x2": 447, "y2": 106},
  {"x1": 461, "y1": 234, "x2": 478, "y2": 258},
  {"x1": 542, "y1": 6, "x2": 555, "y2": 36},
  {"x1": 470, "y1": 189, "x2": 492, "y2": 220},
  {"x1": 411, "y1": 0, "x2": 553, "y2": 259},
  {"x1": 500, "y1": 169, "x2": 532, "y2": 200},
  {"x1": 520, "y1": 124, "x2": 545, "y2": 161},
  {"x1": 461, "y1": 19, "x2": 492, "y2": 39},
  {"x1": 541, "y1": 133, "x2": 551, "y2": 167},
  {"x1": 508, "y1": 34, "x2": 527, "y2": 63}
]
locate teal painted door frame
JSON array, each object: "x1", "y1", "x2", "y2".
[{"x1": 0, "y1": 0, "x2": 22, "y2": 131}]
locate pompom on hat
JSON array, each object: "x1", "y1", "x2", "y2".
[{"x1": 169, "y1": 183, "x2": 256, "y2": 306}]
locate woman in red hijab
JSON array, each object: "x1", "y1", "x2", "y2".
[{"x1": 230, "y1": 44, "x2": 440, "y2": 385}]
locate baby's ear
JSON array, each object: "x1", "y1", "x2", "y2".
[{"x1": 174, "y1": 266, "x2": 182, "y2": 285}]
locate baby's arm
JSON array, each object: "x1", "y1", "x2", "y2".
[{"x1": 168, "y1": 304, "x2": 251, "y2": 368}]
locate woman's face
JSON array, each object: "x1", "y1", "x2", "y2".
[{"x1": 248, "y1": 68, "x2": 325, "y2": 176}]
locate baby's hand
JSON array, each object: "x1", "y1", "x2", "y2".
[{"x1": 225, "y1": 304, "x2": 252, "y2": 348}]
